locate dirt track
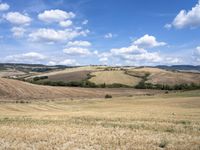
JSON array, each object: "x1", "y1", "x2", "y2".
[{"x1": 0, "y1": 78, "x2": 164, "y2": 101}]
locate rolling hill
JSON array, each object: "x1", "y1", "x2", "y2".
[
  {"x1": 89, "y1": 71, "x2": 141, "y2": 86},
  {"x1": 0, "y1": 77, "x2": 162, "y2": 101},
  {"x1": 128, "y1": 67, "x2": 200, "y2": 86}
]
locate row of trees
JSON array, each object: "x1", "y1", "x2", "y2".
[
  {"x1": 30, "y1": 80, "x2": 130, "y2": 88},
  {"x1": 135, "y1": 82, "x2": 200, "y2": 90}
]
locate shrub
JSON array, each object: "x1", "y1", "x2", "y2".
[
  {"x1": 106, "y1": 83, "x2": 130, "y2": 88},
  {"x1": 19, "y1": 100, "x2": 25, "y2": 104},
  {"x1": 105, "y1": 94, "x2": 112, "y2": 98},
  {"x1": 33, "y1": 76, "x2": 48, "y2": 81},
  {"x1": 159, "y1": 139, "x2": 168, "y2": 148}
]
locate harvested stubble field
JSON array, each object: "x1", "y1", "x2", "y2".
[
  {"x1": 0, "y1": 77, "x2": 163, "y2": 101},
  {"x1": 89, "y1": 71, "x2": 141, "y2": 86},
  {"x1": 131, "y1": 67, "x2": 200, "y2": 86},
  {"x1": 41, "y1": 70, "x2": 92, "y2": 82},
  {"x1": 0, "y1": 91, "x2": 200, "y2": 150}
]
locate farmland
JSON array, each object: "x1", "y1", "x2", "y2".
[
  {"x1": 0, "y1": 64, "x2": 200, "y2": 149},
  {"x1": 0, "y1": 91, "x2": 200, "y2": 149},
  {"x1": 89, "y1": 70, "x2": 141, "y2": 86},
  {"x1": 127, "y1": 67, "x2": 200, "y2": 86}
]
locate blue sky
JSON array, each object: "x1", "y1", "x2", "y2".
[{"x1": 0, "y1": 0, "x2": 200, "y2": 66}]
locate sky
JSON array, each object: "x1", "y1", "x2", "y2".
[{"x1": 0, "y1": 0, "x2": 200, "y2": 66}]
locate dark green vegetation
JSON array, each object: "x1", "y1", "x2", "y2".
[
  {"x1": 135, "y1": 72, "x2": 200, "y2": 91},
  {"x1": 105, "y1": 94, "x2": 112, "y2": 98}
]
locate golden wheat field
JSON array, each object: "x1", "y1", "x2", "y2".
[
  {"x1": 0, "y1": 91, "x2": 200, "y2": 150},
  {"x1": 89, "y1": 71, "x2": 141, "y2": 86}
]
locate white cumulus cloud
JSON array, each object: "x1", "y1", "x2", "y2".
[
  {"x1": 110, "y1": 45, "x2": 162, "y2": 63},
  {"x1": 67, "y1": 40, "x2": 91, "y2": 47},
  {"x1": 59, "y1": 20, "x2": 73, "y2": 27},
  {"x1": 111, "y1": 45, "x2": 146, "y2": 55},
  {"x1": 48, "y1": 59, "x2": 78, "y2": 66},
  {"x1": 11, "y1": 27, "x2": 26, "y2": 37},
  {"x1": 4, "y1": 12, "x2": 31, "y2": 25},
  {"x1": 0, "y1": 3, "x2": 9, "y2": 11},
  {"x1": 4, "y1": 52, "x2": 46, "y2": 63},
  {"x1": 29, "y1": 28, "x2": 89, "y2": 43},
  {"x1": 133, "y1": 34, "x2": 166, "y2": 48},
  {"x1": 166, "y1": 1, "x2": 200, "y2": 29},
  {"x1": 193, "y1": 46, "x2": 200, "y2": 62},
  {"x1": 38, "y1": 9, "x2": 75, "y2": 23},
  {"x1": 63, "y1": 47, "x2": 91, "y2": 56}
]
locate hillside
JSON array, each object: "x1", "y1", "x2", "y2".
[
  {"x1": 157, "y1": 65, "x2": 200, "y2": 72},
  {"x1": 89, "y1": 71, "x2": 141, "y2": 86},
  {"x1": 0, "y1": 77, "x2": 162, "y2": 101},
  {"x1": 128, "y1": 67, "x2": 200, "y2": 86},
  {"x1": 2, "y1": 65, "x2": 200, "y2": 89}
]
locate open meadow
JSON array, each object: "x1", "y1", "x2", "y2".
[{"x1": 0, "y1": 90, "x2": 200, "y2": 150}]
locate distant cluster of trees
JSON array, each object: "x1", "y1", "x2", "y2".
[
  {"x1": 33, "y1": 76, "x2": 48, "y2": 81},
  {"x1": 134, "y1": 72, "x2": 200, "y2": 90},
  {"x1": 30, "y1": 79, "x2": 130, "y2": 88},
  {"x1": 135, "y1": 82, "x2": 200, "y2": 90}
]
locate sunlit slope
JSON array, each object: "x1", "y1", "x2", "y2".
[
  {"x1": 129, "y1": 67, "x2": 200, "y2": 85},
  {"x1": 89, "y1": 71, "x2": 141, "y2": 86},
  {"x1": 0, "y1": 77, "x2": 161, "y2": 100}
]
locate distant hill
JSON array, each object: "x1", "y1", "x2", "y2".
[
  {"x1": 0, "y1": 63, "x2": 77, "y2": 73},
  {"x1": 157, "y1": 65, "x2": 200, "y2": 72}
]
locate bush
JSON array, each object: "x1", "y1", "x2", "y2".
[
  {"x1": 33, "y1": 76, "x2": 48, "y2": 81},
  {"x1": 136, "y1": 81, "x2": 200, "y2": 91},
  {"x1": 105, "y1": 94, "x2": 112, "y2": 98},
  {"x1": 159, "y1": 139, "x2": 168, "y2": 148},
  {"x1": 106, "y1": 83, "x2": 130, "y2": 88}
]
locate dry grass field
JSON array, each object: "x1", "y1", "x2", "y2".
[
  {"x1": 129, "y1": 67, "x2": 200, "y2": 85},
  {"x1": 0, "y1": 69, "x2": 26, "y2": 78},
  {"x1": 41, "y1": 70, "x2": 92, "y2": 82},
  {"x1": 0, "y1": 91, "x2": 200, "y2": 149},
  {"x1": 0, "y1": 77, "x2": 164, "y2": 101},
  {"x1": 26, "y1": 66, "x2": 102, "y2": 80},
  {"x1": 89, "y1": 71, "x2": 141, "y2": 86}
]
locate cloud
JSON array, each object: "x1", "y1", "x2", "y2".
[
  {"x1": 29, "y1": 28, "x2": 89, "y2": 43},
  {"x1": 3, "y1": 12, "x2": 31, "y2": 25},
  {"x1": 58, "y1": 59, "x2": 77, "y2": 65},
  {"x1": 11, "y1": 27, "x2": 26, "y2": 37},
  {"x1": 0, "y1": 3, "x2": 9, "y2": 11},
  {"x1": 193, "y1": 46, "x2": 200, "y2": 62},
  {"x1": 48, "y1": 59, "x2": 77, "y2": 66},
  {"x1": 97, "y1": 34, "x2": 173, "y2": 65},
  {"x1": 165, "y1": 57, "x2": 182, "y2": 64},
  {"x1": 133, "y1": 34, "x2": 166, "y2": 48},
  {"x1": 164, "y1": 24, "x2": 172, "y2": 29},
  {"x1": 59, "y1": 20, "x2": 73, "y2": 27},
  {"x1": 38, "y1": 9, "x2": 75, "y2": 23},
  {"x1": 63, "y1": 47, "x2": 91, "y2": 56},
  {"x1": 4, "y1": 52, "x2": 46, "y2": 63},
  {"x1": 82, "y1": 20, "x2": 88, "y2": 25},
  {"x1": 67, "y1": 40, "x2": 91, "y2": 47},
  {"x1": 111, "y1": 45, "x2": 146, "y2": 55},
  {"x1": 104, "y1": 33, "x2": 113, "y2": 39},
  {"x1": 110, "y1": 45, "x2": 162, "y2": 63},
  {"x1": 99, "y1": 57, "x2": 108, "y2": 62},
  {"x1": 166, "y1": 1, "x2": 200, "y2": 29}
]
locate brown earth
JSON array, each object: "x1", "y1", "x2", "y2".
[{"x1": 42, "y1": 70, "x2": 92, "y2": 82}]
